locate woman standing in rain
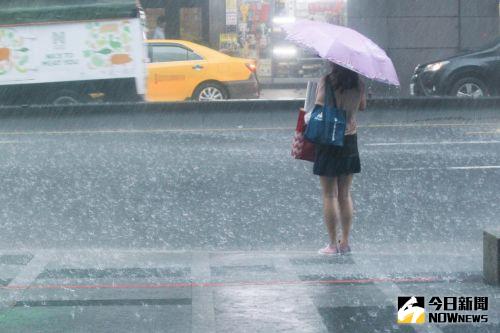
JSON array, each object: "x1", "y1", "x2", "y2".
[
  {"x1": 311, "y1": 64, "x2": 366, "y2": 255},
  {"x1": 282, "y1": 19, "x2": 398, "y2": 255}
]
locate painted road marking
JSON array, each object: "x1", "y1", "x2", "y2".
[
  {"x1": 466, "y1": 128, "x2": 500, "y2": 135},
  {"x1": 0, "y1": 251, "x2": 52, "y2": 311},
  {"x1": 6, "y1": 252, "x2": 51, "y2": 287},
  {"x1": 366, "y1": 140, "x2": 500, "y2": 146},
  {"x1": 0, "y1": 122, "x2": 497, "y2": 137},
  {"x1": 0, "y1": 127, "x2": 294, "y2": 136},
  {"x1": 354, "y1": 255, "x2": 444, "y2": 333},
  {"x1": 391, "y1": 165, "x2": 500, "y2": 171},
  {"x1": 273, "y1": 256, "x2": 329, "y2": 333},
  {"x1": 191, "y1": 252, "x2": 215, "y2": 333},
  {"x1": 361, "y1": 123, "x2": 498, "y2": 129}
]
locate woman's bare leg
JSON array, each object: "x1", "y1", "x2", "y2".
[
  {"x1": 320, "y1": 176, "x2": 340, "y2": 245},
  {"x1": 337, "y1": 174, "x2": 354, "y2": 247}
]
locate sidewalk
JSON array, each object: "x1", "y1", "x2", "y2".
[{"x1": 0, "y1": 243, "x2": 498, "y2": 333}]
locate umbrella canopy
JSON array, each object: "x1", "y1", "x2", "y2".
[{"x1": 282, "y1": 19, "x2": 400, "y2": 86}]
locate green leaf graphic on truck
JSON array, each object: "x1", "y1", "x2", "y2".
[
  {"x1": 84, "y1": 21, "x2": 133, "y2": 69},
  {"x1": 0, "y1": 29, "x2": 29, "y2": 75}
]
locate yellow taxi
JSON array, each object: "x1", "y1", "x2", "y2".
[{"x1": 146, "y1": 40, "x2": 260, "y2": 102}]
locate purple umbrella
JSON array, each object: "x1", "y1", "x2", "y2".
[{"x1": 282, "y1": 19, "x2": 400, "y2": 86}]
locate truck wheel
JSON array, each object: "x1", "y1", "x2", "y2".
[
  {"x1": 193, "y1": 82, "x2": 228, "y2": 101},
  {"x1": 451, "y1": 77, "x2": 489, "y2": 98},
  {"x1": 48, "y1": 90, "x2": 84, "y2": 105}
]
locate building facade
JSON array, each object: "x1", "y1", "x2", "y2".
[
  {"x1": 348, "y1": 0, "x2": 500, "y2": 95},
  {"x1": 140, "y1": 0, "x2": 224, "y2": 47},
  {"x1": 141, "y1": 0, "x2": 499, "y2": 95}
]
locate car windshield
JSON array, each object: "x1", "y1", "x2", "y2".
[{"x1": 0, "y1": 1, "x2": 499, "y2": 333}]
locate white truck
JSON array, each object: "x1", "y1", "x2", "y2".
[{"x1": 0, "y1": 0, "x2": 146, "y2": 105}]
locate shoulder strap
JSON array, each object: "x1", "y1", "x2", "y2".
[{"x1": 324, "y1": 77, "x2": 337, "y2": 108}]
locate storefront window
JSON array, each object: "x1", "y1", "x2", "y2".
[
  {"x1": 222, "y1": 0, "x2": 347, "y2": 82},
  {"x1": 141, "y1": 1, "x2": 209, "y2": 44},
  {"x1": 141, "y1": 2, "x2": 166, "y2": 39},
  {"x1": 141, "y1": 0, "x2": 347, "y2": 83},
  {"x1": 179, "y1": 7, "x2": 203, "y2": 43}
]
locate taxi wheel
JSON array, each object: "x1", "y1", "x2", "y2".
[{"x1": 194, "y1": 82, "x2": 228, "y2": 101}]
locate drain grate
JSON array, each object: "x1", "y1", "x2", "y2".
[
  {"x1": 290, "y1": 256, "x2": 355, "y2": 265},
  {"x1": 298, "y1": 275, "x2": 375, "y2": 285},
  {"x1": 0, "y1": 254, "x2": 34, "y2": 265},
  {"x1": 319, "y1": 306, "x2": 416, "y2": 333},
  {"x1": 37, "y1": 267, "x2": 191, "y2": 280},
  {"x1": 210, "y1": 265, "x2": 276, "y2": 276},
  {"x1": 14, "y1": 298, "x2": 191, "y2": 307}
]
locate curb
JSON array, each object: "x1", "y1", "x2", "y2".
[{"x1": 0, "y1": 98, "x2": 498, "y2": 118}]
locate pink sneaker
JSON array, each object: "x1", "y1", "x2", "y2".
[
  {"x1": 338, "y1": 243, "x2": 351, "y2": 254},
  {"x1": 318, "y1": 244, "x2": 340, "y2": 255}
]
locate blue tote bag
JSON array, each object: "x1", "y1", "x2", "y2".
[{"x1": 304, "y1": 79, "x2": 346, "y2": 146}]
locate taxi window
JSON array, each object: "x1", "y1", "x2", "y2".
[
  {"x1": 188, "y1": 50, "x2": 203, "y2": 61},
  {"x1": 150, "y1": 45, "x2": 203, "y2": 63},
  {"x1": 150, "y1": 45, "x2": 187, "y2": 62}
]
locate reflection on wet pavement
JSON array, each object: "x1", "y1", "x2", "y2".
[{"x1": 0, "y1": 248, "x2": 498, "y2": 332}]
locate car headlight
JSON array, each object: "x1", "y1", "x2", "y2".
[
  {"x1": 272, "y1": 16, "x2": 296, "y2": 24},
  {"x1": 424, "y1": 61, "x2": 449, "y2": 72},
  {"x1": 273, "y1": 46, "x2": 297, "y2": 58}
]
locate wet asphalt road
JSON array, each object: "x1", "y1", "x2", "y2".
[{"x1": 0, "y1": 108, "x2": 499, "y2": 251}]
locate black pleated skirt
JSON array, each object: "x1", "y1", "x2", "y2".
[{"x1": 313, "y1": 134, "x2": 361, "y2": 177}]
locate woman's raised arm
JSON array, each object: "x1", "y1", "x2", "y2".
[{"x1": 359, "y1": 81, "x2": 367, "y2": 111}]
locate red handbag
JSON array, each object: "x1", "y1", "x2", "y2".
[{"x1": 291, "y1": 108, "x2": 315, "y2": 162}]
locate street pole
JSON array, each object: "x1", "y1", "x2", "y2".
[
  {"x1": 458, "y1": 0, "x2": 462, "y2": 51},
  {"x1": 270, "y1": 0, "x2": 276, "y2": 85}
]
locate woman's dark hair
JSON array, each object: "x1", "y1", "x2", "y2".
[{"x1": 328, "y1": 65, "x2": 359, "y2": 92}]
